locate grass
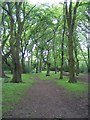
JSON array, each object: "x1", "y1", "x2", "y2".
[
  {"x1": 56, "y1": 77, "x2": 88, "y2": 94},
  {"x1": 2, "y1": 71, "x2": 88, "y2": 114},
  {"x1": 37, "y1": 71, "x2": 59, "y2": 80},
  {"x1": 37, "y1": 71, "x2": 88, "y2": 94},
  {"x1": 2, "y1": 74, "x2": 34, "y2": 114}
]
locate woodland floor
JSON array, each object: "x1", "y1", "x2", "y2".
[{"x1": 2, "y1": 74, "x2": 89, "y2": 119}]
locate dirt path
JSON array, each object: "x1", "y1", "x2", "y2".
[{"x1": 3, "y1": 77, "x2": 88, "y2": 118}]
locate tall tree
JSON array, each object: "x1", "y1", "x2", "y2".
[
  {"x1": 60, "y1": 2, "x2": 66, "y2": 79},
  {"x1": 65, "y1": 1, "x2": 79, "y2": 83}
]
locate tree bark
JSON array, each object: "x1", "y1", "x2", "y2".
[
  {"x1": 88, "y1": 47, "x2": 90, "y2": 72},
  {"x1": 36, "y1": 46, "x2": 39, "y2": 73},
  {"x1": 52, "y1": 31, "x2": 57, "y2": 74},
  {"x1": 65, "y1": 1, "x2": 79, "y2": 83},
  {"x1": 74, "y1": 37, "x2": 79, "y2": 76},
  {"x1": 39, "y1": 55, "x2": 42, "y2": 73},
  {"x1": 21, "y1": 53, "x2": 26, "y2": 73},
  {"x1": 46, "y1": 50, "x2": 50, "y2": 76},
  {"x1": 60, "y1": 3, "x2": 66, "y2": 79},
  {"x1": 7, "y1": 3, "x2": 22, "y2": 83}
]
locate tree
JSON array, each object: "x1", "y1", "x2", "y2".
[
  {"x1": 65, "y1": 1, "x2": 80, "y2": 83},
  {"x1": 60, "y1": 2, "x2": 66, "y2": 79}
]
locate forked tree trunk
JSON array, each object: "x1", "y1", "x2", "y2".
[
  {"x1": 7, "y1": 3, "x2": 22, "y2": 83},
  {"x1": 65, "y1": 1, "x2": 79, "y2": 83}
]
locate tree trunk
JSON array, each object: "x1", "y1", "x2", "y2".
[
  {"x1": 73, "y1": 35, "x2": 79, "y2": 76},
  {"x1": 46, "y1": 50, "x2": 50, "y2": 76},
  {"x1": 12, "y1": 53, "x2": 22, "y2": 83},
  {"x1": 54, "y1": 60, "x2": 57, "y2": 74},
  {"x1": 46, "y1": 63, "x2": 50, "y2": 76},
  {"x1": 39, "y1": 56, "x2": 42, "y2": 73},
  {"x1": 74, "y1": 45, "x2": 79, "y2": 76},
  {"x1": 11, "y1": 31, "x2": 22, "y2": 82},
  {"x1": 68, "y1": 34, "x2": 76, "y2": 83},
  {"x1": 75, "y1": 59, "x2": 79, "y2": 76},
  {"x1": 36, "y1": 46, "x2": 39, "y2": 73},
  {"x1": 8, "y1": 3, "x2": 22, "y2": 83},
  {"x1": 21, "y1": 53, "x2": 26, "y2": 73},
  {"x1": 1, "y1": 70, "x2": 8, "y2": 78},
  {"x1": 31, "y1": 51, "x2": 33, "y2": 73},
  {"x1": 53, "y1": 31, "x2": 57, "y2": 74},
  {"x1": 65, "y1": 1, "x2": 79, "y2": 83},
  {"x1": 60, "y1": 3, "x2": 66, "y2": 79},
  {"x1": 87, "y1": 53, "x2": 90, "y2": 74},
  {"x1": 28, "y1": 56, "x2": 30, "y2": 73}
]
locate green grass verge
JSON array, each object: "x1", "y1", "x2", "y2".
[
  {"x1": 2, "y1": 74, "x2": 34, "y2": 114},
  {"x1": 2, "y1": 72, "x2": 88, "y2": 114},
  {"x1": 56, "y1": 77, "x2": 88, "y2": 94},
  {"x1": 37, "y1": 71, "x2": 88, "y2": 94}
]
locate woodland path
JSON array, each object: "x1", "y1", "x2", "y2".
[{"x1": 3, "y1": 75, "x2": 88, "y2": 118}]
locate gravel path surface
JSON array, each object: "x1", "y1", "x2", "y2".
[{"x1": 3, "y1": 76, "x2": 88, "y2": 118}]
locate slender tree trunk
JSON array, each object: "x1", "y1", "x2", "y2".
[
  {"x1": 29, "y1": 50, "x2": 33, "y2": 73},
  {"x1": 31, "y1": 51, "x2": 33, "y2": 73},
  {"x1": 46, "y1": 63, "x2": 50, "y2": 76},
  {"x1": 28, "y1": 55, "x2": 30, "y2": 73},
  {"x1": 88, "y1": 47, "x2": 90, "y2": 72},
  {"x1": 36, "y1": 46, "x2": 39, "y2": 73},
  {"x1": 39, "y1": 56, "x2": 42, "y2": 73},
  {"x1": 79, "y1": 45, "x2": 88, "y2": 67},
  {"x1": 21, "y1": 53, "x2": 26, "y2": 73},
  {"x1": 60, "y1": 3, "x2": 66, "y2": 79},
  {"x1": 74, "y1": 43, "x2": 79, "y2": 76},
  {"x1": 75, "y1": 59, "x2": 79, "y2": 76},
  {"x1": 54, "y1": 60, "x2": 57, "y2": 74},
  {"x1": 53, "y1": 31, "x2": 57, "y2": 74},
  {"x1": 73, "y1": 34, "x2": 79, "y2": 76},
  {"x1": 46, "y1": 50, "x2": 50, "y2": 76}
]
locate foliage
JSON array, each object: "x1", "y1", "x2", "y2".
[{"x1": 1, "y1": 1, "x2": 89, "y2": 81}]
